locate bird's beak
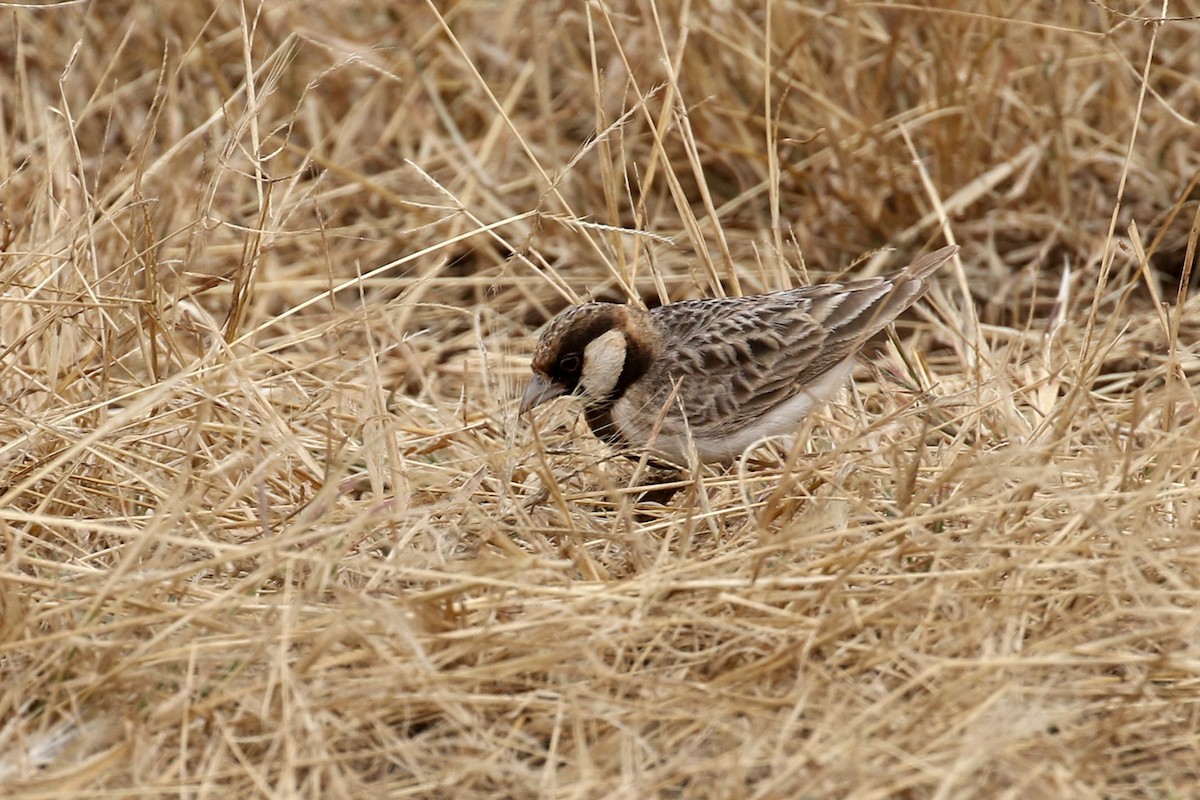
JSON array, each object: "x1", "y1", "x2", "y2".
[{"x1": 519, "y1": 374, "x2": 567, "y2": 416}]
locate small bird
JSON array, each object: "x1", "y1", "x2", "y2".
[{"x1": 520, "y1": 245, "x2": 957, "y2": 465}]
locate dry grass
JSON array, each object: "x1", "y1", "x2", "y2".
[{"x1": 2, "y1": 0, "x2": 1199, "y2": 797}]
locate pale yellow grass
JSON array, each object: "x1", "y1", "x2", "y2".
[{"x1": 2, "y1": 1, "x2": 1199, "y2": 798}]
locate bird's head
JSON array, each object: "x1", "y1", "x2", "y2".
[{"x1": 520, "y1": 303, "x2": 656, "y2": 416}]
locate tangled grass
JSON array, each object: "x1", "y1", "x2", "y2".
[{"x1": 2, "y1": 1, "x2": 1199, "y2": 797}]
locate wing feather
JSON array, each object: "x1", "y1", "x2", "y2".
[{"x1": 641, "y1": 246, "x2": 955, "y2": 436}]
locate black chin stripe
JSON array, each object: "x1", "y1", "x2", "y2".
[
  {"x1": 612, "y1": 331, "x2": 653, "y2": 397},
  {"x1": 584, "y1": 404, "x2": 625, "y2": 447}
]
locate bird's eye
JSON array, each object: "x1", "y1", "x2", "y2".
[{"x1": 559, "y1": 354, "x2": 580, "y2": 373}]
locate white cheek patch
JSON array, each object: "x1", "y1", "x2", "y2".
[{"x1": 579, "y1": 329, "x2": 627, "y2": 401}]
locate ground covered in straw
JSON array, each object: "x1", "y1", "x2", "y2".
[{"x1": 2, "y1": 1, "x2": 1199, "y2": 797}]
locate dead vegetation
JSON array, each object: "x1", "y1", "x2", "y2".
[{"x1": 2, "y1": 1, "x2": 1199, "y2": 797}]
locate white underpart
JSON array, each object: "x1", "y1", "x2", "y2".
[
  {"x1": 579, "y1": 329, "x2": 628, "y2": 401},
  {"x1": 615, "y1": 354, "x2": 858, "y2": 465}
]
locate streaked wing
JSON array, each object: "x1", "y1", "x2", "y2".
[{"x1": 645, "y1": 248, "x2": 952, "y2": 434}]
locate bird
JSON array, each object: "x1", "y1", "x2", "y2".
[{"x1": 520, "y1": 245, "x2": 957, "y2": 465}]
